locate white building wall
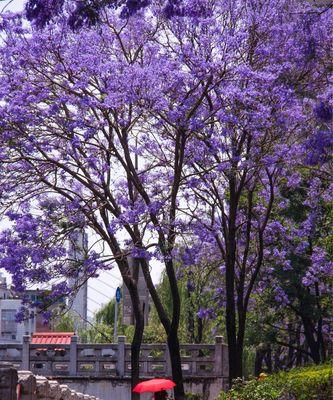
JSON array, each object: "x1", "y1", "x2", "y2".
[
  {"x1": 68, "y1": 229, "x2": 88, "y2": 330},
  {"x1": 0, "y1": 298, "x2": 36, "y2": 343}
]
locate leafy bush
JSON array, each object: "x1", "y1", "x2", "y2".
[
  {"x1": 216, "y1": 363, "x2": 333, "y2": 400},
  {"x1": 185, "y1": 393, "x2": 202, "y2": 400}
]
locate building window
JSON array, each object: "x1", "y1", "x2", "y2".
[{"x1": 1, "y1": 309, "x2": 17, "y2": 337}]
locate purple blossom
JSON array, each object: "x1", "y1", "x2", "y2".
[
  {"x1": 314, "y1": 102, "x2": 333, "y2": 122},
  {"x1": 197, "y1": 307, "x2": 216, "y2": 321},
  {"x1": 305, "y1": 129, "x2": 333, "y2": 166}
]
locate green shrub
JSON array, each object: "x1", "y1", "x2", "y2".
[
  {"x1": 185, "y1": 393, "x2": 202, "y2": 400},
  {"x1": 216, "y1": 363, "x2": 333, "y2": 400}
]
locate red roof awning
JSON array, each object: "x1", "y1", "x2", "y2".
[{"x1": 31, "y1": 332, "x2": 74, "y2": 345}]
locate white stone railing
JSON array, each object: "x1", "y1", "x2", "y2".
[{"x1": 0, "y1": 336, "x2": 228, "y2": 379}]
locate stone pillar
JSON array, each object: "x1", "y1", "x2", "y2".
[
  {"x1": 222, "y1": 343, "x2": 229, "y2": 380},
  {"x1": 69, "y1": 335, "x2": 78, "y2": 376},
  {"x1": 214, "y1": 336, "x2": 224, "y2": 376},
  {"x1": 117, "y1": 336, "x2": 125, "y2": 378},
  {"x1": 22, "y1": 335, "x2": 31, "y2": 370},
  {"x1": 18, "y1": 370, "x2": 37, "y2": 400},
  {"x1": 165, "y1": 345, "x2": 172, "y2": 377},
  {"x1": 0, "y1": 362, "x2": 18, "y2": 400}
]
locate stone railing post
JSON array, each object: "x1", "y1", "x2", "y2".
[
  {"x1": 22, "y1": 335, "x2": 31, "y2": 370},
  {"x1": 165, "y1": 345, "x2": 172, "y2": 377},
  {"x1": 117, "y1": 336, "x2": 125, "y2": 378},
  {"x1": 70, "y1": 335, "x2": 78, "y2": 376},
  {"x1": 0, "y1": 362, "x2": 18, "y2": 400},
  {"x1": 222, "y1": 342, "x2": 229, "y2": 381},
  {"x1": 214, "y1": 336, "x2": 223, "y2": 376}
]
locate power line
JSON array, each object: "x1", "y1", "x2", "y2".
[
  {"x1": 88, "y1": 285, "x2": 113, "y2": 300},
  {"x1": 103, "y1": 270, "x2": 122, "y2": 281},
  {"x1": 87, "y1": 296, "x2": 103, "y2": 307},
  {"x1": 95, "y1": 278, "x2": 117, "y2": 290}
]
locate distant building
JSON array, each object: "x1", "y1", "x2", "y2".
[
  {"x1": 0, "y1": 297, "x2": 35, "y2": 343},
  {"x1": 122, "y1": 257, "x2": 150, "y2": 326},
  {"x1": 0, "y1": 273, "x2": 10, "y2": 300},
  {"x1": 0, "y1": 273, "x2": 62, "y2": 344},
  {"x1": 67, "y1": 229, "x2": 88, "y2": 331}
]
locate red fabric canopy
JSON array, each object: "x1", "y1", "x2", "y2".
[
  {"x1": 31, "y1": 332, "x2": 74, "y2": 345},
  {"x1": 133, "y1": 378, "x2": 176, "y2": 393}
]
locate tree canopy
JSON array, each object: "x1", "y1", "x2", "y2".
[{"x1": 0, "y1": 0, "x2": 332, "y2": 398}]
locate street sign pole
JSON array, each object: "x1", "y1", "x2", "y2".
[
  {"x1": 114, "y1": 287, "x2": 121, "y2": 343},
  {"x1": 114, "y1": 301, "x2": 118, "y2": 343}
]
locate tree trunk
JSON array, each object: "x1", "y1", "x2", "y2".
[
  {"x1": 226, "y1": 175, "x2": 240, "y2": 386},
  {"x1": 140, "y1": 258, "x2": 185, "y2": 399},
  {"x1": 274, "y1": 347, "x2": 282, "y2": 371},
  {"x1": 187, "y1": 290, "x2": 195, "y2": 343},
  {"x1": 302, "y1": 316, "x2": 321, "y2": 364},
  {"x1": 165, "y1": 257, "x2": 185, "y2": 400},
  {"x1": 226, "y1": 284, "x2": 238, "y2": 385},
  {"x1": 123, "y1": 274, "x2": 144, "y2": 400},
  {"x1": 167, "y1": 333, "x2": 185, "y2": 400},
  {"x1": 315, "y1": 282, "x2": 326, "y2": 362},
  {"x1": 131, "y1": 317, "x2": 144, "y2": 400},
  {"x1": 296, "y1": 326, "x2": 302, "y2": 366},
  {"x1": 265, "y1": 344, "x2": 272, "y2": 373},
  {"x1": 196, "y1": 316, "x2": 203, "y2": 344},
  {"x1": 287, "y1": 324, "x2": 295, "y2": 368},
  {"x1": 254, "y1": 346, "x2": 265, "y2": 376}
]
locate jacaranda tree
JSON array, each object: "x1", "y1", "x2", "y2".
[
  {"x1": 0, "y1": 2, "x2": 219, "y2": 397},
  {"x1": 0, "y1": 7, "x2": 191, "y2": 398},
  {"x1": 170, "y1": 0, "x2": 332, "y2": 383}
]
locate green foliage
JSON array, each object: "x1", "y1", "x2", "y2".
[
  {"x1": 149, "y1": 265, "x2": 224, "y2": 344},
  {"x1": 54, "y1": 312, "x2": 114, "y2": 343},
  {"x1": 216, "y1": 363, "x2": 333, "y2": 400},
  {"x1": 185, "y1": 393, "x2": 202, "y2": 400},
  {"x1": 95, "y1": 298, "x2": 116, "y2": 325}
]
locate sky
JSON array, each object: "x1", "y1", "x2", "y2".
[
  {"x1": 0, "y1": 0, "x2": 23, "y2": 13},
  {"x1": 0, "y1": 0, "x2": 164, "y2": 319}
]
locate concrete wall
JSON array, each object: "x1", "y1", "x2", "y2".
[
  {"x1": 1, "y1": 337, "x2": 229, "y2": 399},
  {"x1": 58, "y1": 376, "x2": 228, "y2": 400}
]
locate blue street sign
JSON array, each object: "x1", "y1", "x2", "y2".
[{"x1": 115, "y1": 287, "x2": 121, "y2": 303}]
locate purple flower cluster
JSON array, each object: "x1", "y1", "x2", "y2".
[{"x1": 197, "y1": 307, "x2": 216, "y2": 321}]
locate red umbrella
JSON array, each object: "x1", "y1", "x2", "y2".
[{"x1": 133, "y1": 378, "x2": 176, "y2": 393}]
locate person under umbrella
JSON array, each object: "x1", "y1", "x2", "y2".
[
  {"x1": 133, "y1": 378, "x2": 175, "y2": 399},
  {"x1": 154, "y1": 390, "x2": 168, "y2": 400}
]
